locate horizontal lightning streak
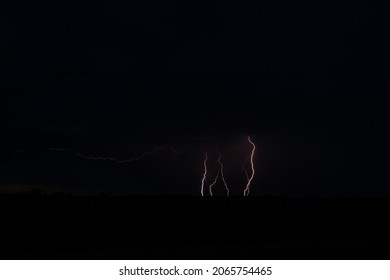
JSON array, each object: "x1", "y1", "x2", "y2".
[
  {"x1": 74, "y1": 147, "x2": 164, "y2": 163},
  {"x1": 169, "y1": 147, "x2": 184, "y2": 155},
  {"x1": 45, "y1": 146, "x2": 185, "y2": 164}
]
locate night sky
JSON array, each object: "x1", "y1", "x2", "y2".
[{"x1": 0, "y1": 0, "x2": 387, "y2": 196}]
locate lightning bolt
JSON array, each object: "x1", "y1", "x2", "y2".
[
  {"x1": 217, "y1": 149, "x2": 230, "y2": 196},
  {"x1": 241, "y1": 163, "x2": 250, "y2": 181},
  {"x1": 200, "y1": 152, "x2": 208, "y2": 197},
  {"x1": 201, "y1": 137, "x2": 256, "y2": 197},
  {"x1": 243, "y1": 136, "x2": 256, "y2": 196},
  {"x1": 208, "y1": 171, "x2": 219, "y2": 196},
  {"x1": 204, "y1": 146, "x2": 230, "y2": 197},
  {"x1": 208, "y1": 147, "x2": 223, "y2": 196}
]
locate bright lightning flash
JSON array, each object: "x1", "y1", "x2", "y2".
[
  {"x1": 208, "y1": 148, "x2": 230, "y2": 196},
  {"x1": 243, "y1": 136, "x2": 256, "y2": 196},
  {"x1": 200, "y1": 152, "x2": 208, "y2": 197},
  {"x1": 200, "y1": 136, "x2": 256, "y2": 196}
]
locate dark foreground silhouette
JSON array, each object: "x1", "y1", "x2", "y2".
[{"x1": 1, "y1": 192, "x2": 389, "y2": 259}]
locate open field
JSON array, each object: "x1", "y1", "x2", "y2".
[{"x1": 1, "y1": 194, "x2": 389, "y2": 259}]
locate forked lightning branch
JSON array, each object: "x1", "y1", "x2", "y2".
[{"x1": 201, "y1": 136, "x2": 256, "y2": 196}]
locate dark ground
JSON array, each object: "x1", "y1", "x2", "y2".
[{"x1": 1, "y1": 193, "x2": 390, "y2": 259}]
